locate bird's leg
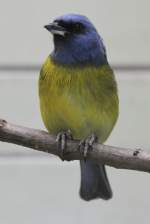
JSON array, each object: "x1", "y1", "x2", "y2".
[
  {"x1": 56, "y1": 129, "x2": 73, "y2": 159},
  {"x1": 79, "y1": 133, "x2": 98, "y2": 160}
]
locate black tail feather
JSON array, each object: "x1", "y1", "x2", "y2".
[{"x1": 80, "y1": 160, "x2": 112, "y2": 201}]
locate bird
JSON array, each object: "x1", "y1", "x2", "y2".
[{"x1": 39, "y1": 14, "x2": 119, "y2": 201}]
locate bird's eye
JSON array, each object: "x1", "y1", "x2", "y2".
[
  {"x1": 56, "y1": 20, "x2": 66, "y2": 27},
  {"x1": 54, "y1": 20, "x2": 84, "y2": 34},
  {"x1": 74, "y1": 22, "x2": 83, "y2": 32},
  {"x1": 75, "y1": 23, "x2": 81, "y2": 29}
]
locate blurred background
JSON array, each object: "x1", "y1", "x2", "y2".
[{"x1": 0, "y1": 0, "x2": 150, "y2": 223}]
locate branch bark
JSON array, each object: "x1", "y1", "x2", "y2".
[{"x1": 0, "y1": 119, "x2": 150, "y2": 173}]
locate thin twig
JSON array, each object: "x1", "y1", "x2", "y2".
[{"x1": 0, "y1": 119, "x2": 150, "y2": 173}]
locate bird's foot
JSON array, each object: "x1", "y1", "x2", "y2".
[
  {"x1": 78, "y1": 133, "x2": 97, "y2": 161},
  {"x1": 56, "y1": 129, "x2": 73, "y2": 160}
]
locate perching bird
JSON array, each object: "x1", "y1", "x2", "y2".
[{"x1": 39, "y1": 14, "x2": 119, "y2": 201}]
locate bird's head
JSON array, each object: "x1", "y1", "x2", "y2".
[{"x1": 44, "y1": 14, "x2": 107, "y2": 66}]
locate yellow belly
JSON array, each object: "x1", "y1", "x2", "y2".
[{"x1": 39, "y1": 57, "x2": 119, "y2": 142}]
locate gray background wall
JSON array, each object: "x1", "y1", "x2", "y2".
[
  {"x1": 0, "y1": 1, "x2": 150, "y2": 224},
  {"x1": 0, "y1": 0, "x2": 150, "y2": 65}
]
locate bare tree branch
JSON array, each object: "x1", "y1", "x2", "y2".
[{"x1": 0, "y1": 119, "x2": 150, "y2": 173}]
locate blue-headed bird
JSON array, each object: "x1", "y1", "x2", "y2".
[{"x1": 39, "y1": 14, "x2": 119, "y2": 201}]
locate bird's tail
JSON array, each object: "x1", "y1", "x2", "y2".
[{"x1": 79, "y1": 160, "x2": 112, "y2": 201}]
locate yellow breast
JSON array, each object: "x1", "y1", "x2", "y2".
[{"x1": 39, "y1": 57, "x2": 119, "y2": 142}]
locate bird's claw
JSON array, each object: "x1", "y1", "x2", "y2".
[
  {"x1": 56, "y1": 130, "x2": 73, "y2": 160},
  {"x1": 78, "y1": 134, "x2": 97, "y2": 161}
]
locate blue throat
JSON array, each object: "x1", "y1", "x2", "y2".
[{"x1": 51, "y1": 32, "x2": 108, "y2": 67}]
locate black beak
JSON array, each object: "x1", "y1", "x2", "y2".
[{"x1": 44, "y1": 22, "x2": 68, "y2": 36}]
